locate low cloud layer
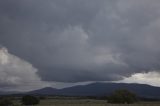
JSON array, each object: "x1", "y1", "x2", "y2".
[{"x1": 0, "y1": 0, "x2": 160, "y2": 85}]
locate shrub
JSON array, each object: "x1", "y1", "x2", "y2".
[
  {"x1": 21, "y1": 95, "x2": 40, "y2": 105},
  {"x1": 108, "y1": 89, "x2": 137, "y2": 104},
  {"x1": 0, "y1": 97, "x2": 13, "y2": 106}
]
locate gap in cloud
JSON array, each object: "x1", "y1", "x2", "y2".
[{"x1": 117, "y1": 71, "x2": 160, "y2": 87}]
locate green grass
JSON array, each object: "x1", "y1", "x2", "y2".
[
  {"x1": 15, "y1": 99, "x2": 160, "y2": 106},
  {"x1": 39, "y1": 99, "x2": 107, "y2": 105},
  {"x1": 38, "y1": 99, "x2": 160, "y2": 106}
]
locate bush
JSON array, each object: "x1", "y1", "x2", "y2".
[
  {"x1": 39, "y1": 96, "x2": 46, "y2": 100},
  {"x1": 21, "y1": 95, "x2": 40, "y2": 105},
  {"x1": 0, "y1": 97, "x2": 13, "y2": 106},
  {"x1": 108, "y1": 89, "x2": 137, "y2": 104}
]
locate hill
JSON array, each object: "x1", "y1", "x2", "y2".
[{"x1": 28, "y1": 82, "x2": 160, "y2": 98}]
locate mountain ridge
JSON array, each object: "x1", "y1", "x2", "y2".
[{"x1": 27, "y1": 82, "x2": 160, "y2": 98}]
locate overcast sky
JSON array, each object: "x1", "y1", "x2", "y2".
[{"x1": 1, "y1": 0, "x2": 160, "y2": 91}]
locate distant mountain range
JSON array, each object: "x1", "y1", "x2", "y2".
[
  {"x1": 27, "y1": 83, "x2": 160, "y2": 98},
  {"x1": 0, "y1": 91, "x2": 19, "y2": 95}
]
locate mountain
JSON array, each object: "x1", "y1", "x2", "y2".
[
  {"x1": 0, "y1": 91, "x2": 18, "y2": 95},
  {"x1": 27, "y1": 83, "x2": 160, "y2": 98},
  {"x1": 28, "y1": 87, "x2": 59, "y2": 95}
]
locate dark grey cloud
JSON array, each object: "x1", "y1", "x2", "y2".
[{"x1": 0, "y1": 0, "x2": 160, "y2": 83}]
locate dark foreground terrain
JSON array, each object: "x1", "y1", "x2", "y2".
[{"x1": 14, "y1": 99, "x2": 160, "y2": 106}]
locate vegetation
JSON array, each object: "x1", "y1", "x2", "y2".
[
  {"x1": 108, "y1": 89, "x2": 137, "y2": 104},
  {"x1": 8, "y1": 96, "x2": 160, "y2": 106},
  {"x1": 21, "y1": 95, "x2": 40, "y2": 105},
  {"x1": 27, "y1": 99, "x2": 160, "y2": 106},
  {"x1": 0, "y1": 97, "x2": 14, "y2": 106},
  {"x1": 1, "y1": 89, "x2": 160, "y2": 106}
]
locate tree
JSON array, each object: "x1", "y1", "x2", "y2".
[
  {"x1": 21, "y1": 95, "x2": 40, "y2": 106},
  {"x1": 108, "y1": 89, "x2": 137, "y2": 104},
  {"x1": 0, "y1": 97, "x2": 13, "y2": 106}
]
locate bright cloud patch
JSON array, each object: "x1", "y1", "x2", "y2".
[
  {"x1": 119, "y1": 71, "x2": 160, "y2": 87},
  {"x1": 0, "y1": 47, "x2": 49, "y2": 91}
]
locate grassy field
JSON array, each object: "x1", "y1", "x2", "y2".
[
  {"x1": 13, "y1": 97, "x2": 160, "y2": 106},
  {"x1": 16, "y1": 99, "x2": 160, "y2": 106}
]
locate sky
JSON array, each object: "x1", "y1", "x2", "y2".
[{"x1": 1, "y1": 0, "x2": 160, "y2": 91}]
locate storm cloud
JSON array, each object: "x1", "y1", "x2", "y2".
[{"x1": 0, "y1": 0, "x2": 160, "y2": 84}]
